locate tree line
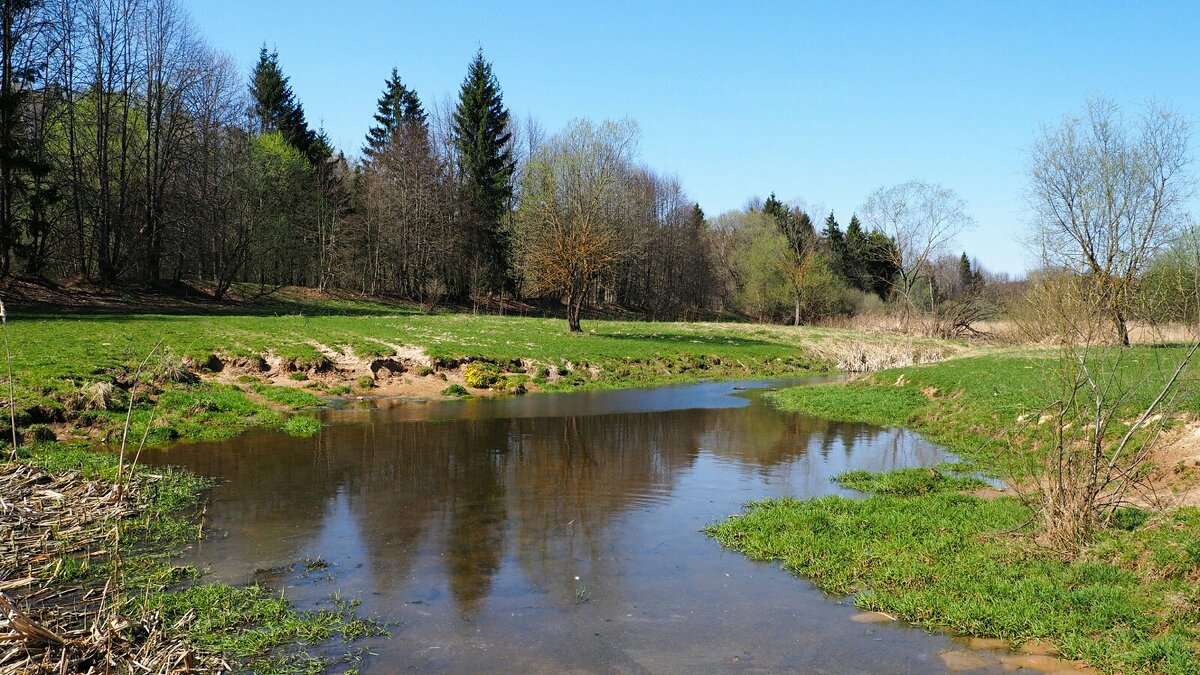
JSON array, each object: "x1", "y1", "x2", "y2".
[{"x1": 1, "y1": 0, "x2": 997, "y2": 330}]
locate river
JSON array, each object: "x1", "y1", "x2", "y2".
[{"x1": 143, "y1": 378, "x2": 1014, "y2": 673}]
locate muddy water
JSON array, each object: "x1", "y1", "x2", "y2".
[{"x1": 144, "y1": 379, "x2": 1008, "y2": 673}]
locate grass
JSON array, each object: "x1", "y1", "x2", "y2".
[
  {"x1": 709, "y1": 347, "x2": 1200, "y2": 673},
  {"x1": 834, "y1": 466, "x2": 988, "y2": 496},
  {"x1": 769, "y1": 347, "x2": 1200, "y2": 476},
  {"x1": 253, "y1": 384, "x2": 324, "y2": 409},
  {"x1": 0, "y1": 309, "x2": 958, "y2": 447},
  {"x1": 137, "y1": 584, "x2": 386, "y2": 673},
  {"x1": 708, "y1": 492, "x2": 1200, "y2": 674}
]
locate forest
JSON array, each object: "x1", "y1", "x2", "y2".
[{"x1": 0, "y1": 0, "x2": 1018, "y2": 332}]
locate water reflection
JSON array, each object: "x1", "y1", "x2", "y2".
[{"x1": 144, "y1": 381, "x2": 994, "y2": 673}]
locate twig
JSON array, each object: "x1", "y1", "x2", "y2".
[
  {"x1": 116, "y1": 339, "x2": 164, "y2": 501},
  {"x1": 1, "y1": 301, "x2": 15, "y2": 461}
]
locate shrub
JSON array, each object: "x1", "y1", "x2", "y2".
[
  {"x1": 441, "y1": 384, "x2": 470, "y2": 397},
  {"x1": 328, "y1": 386, "x2": 351, "y2": 396},
  {"x1": 464, "y1": 362, "x2": 501, "y2": 389},
  {"x1": 416, "y1": 366, "x2": 434, "y2": 377},
  {"x1": 356, "y1": 376, "x2": 375, "y2": 390},
  {"x1": 288, "y1": 372, "x2": 308, "y2": 382}
]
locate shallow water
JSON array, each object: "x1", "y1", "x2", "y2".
[{"x1": 143, "y1": 379, "x2": 1009, "y2": 673}]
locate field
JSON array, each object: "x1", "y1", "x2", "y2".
[{"x1": 2, "y1": 306, "x2": 960, "y2": 446}]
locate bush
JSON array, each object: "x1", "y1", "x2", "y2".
[
  {"x1": 416, "y1": 366, "x2": 434, "y2": 377},
  {"x1": 441, "y1": 384, "x2": 470, "y2": 397},
  {"x1": 328, "y1": 385, "x2": 351, "y2": 396},
  {"x1": 356, "y1": 375, "x2": 375, "y2": 390},
  {"x1": 288, "y1": 372, "x2": 308, "y2": 382},
  {"x1": 463, "y1": 362, "x2": 501, "y2": 389},
  {"x1": 495, "y1": 376, "x2": 527, "y2": 396}
]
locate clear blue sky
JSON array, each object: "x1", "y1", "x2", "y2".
[{"x1": 183, "y1": 0, "x2": 1200, "y2": 276}]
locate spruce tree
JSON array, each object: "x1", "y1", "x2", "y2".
[
  {"x1": 364, "y1": 68, "x2": 425, "y2": 159},
  {"x1": 823, "y1": 212, "x2": 848, "y2": 281},
  {"x1": 250, "y1": 46, "x2": 325, "y2": 165},
  {"x1": 452, "y1": 49, "x2": 514, "y2": 294}
]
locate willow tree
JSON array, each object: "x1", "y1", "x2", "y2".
[
  {"x1": 513, "y1": 118, "x2": 637, "y2": 332},
  {"x1": 1028, "y1": 98, "x2": 1193, "y2": 346}
]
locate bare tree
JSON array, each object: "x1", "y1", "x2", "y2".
[
  {"x1": 860, "y1": 180, "x2": 974, "y2": 328},
  {"x1": 513, "y1": 118, "x2": 638, "y2": 332},
  {"x1": 1028, "y1": 97, "x2": 1194, "y2": 346}
]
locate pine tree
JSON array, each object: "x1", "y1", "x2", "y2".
[
  {"x1": 250, "y1": 46, "x2": 326, "y2": 165},
  {"x1": 452, "y1": 49, "x2": 515, "y2": 295},
  {"x1": 364, "y1": 68, "x2": 425, "y2": 159}
]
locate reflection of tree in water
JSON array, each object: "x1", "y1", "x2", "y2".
[
  {"x1": 505, "y1": 412, "x2": 703, "y2": 605},
  {"x1": 147, "y1": 396, "x2": 949, "y2": 622}
]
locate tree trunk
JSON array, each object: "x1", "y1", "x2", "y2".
[
  {"x1": 1114, "y1": 311, "x2": 1131, "y2": 347},
  {"x1": 567, "y1": 292, "x2": 583, "y2": 332},
  {"x1": 794, "y1": 296, "x2": 801, "y2": 326}
]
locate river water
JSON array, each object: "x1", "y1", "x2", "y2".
[{"x1": 143, "y1": 379, "x2": 1011, "y2": 673}]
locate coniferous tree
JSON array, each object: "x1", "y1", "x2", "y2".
[
  {"x1": 364, "y1": 68, "x2": 425, "y2": 159},
  {"x1": 452, "y1": 49, "x2": 515, "y2": 296},
  {"x1": 823, "y1": 212, "x2": 848, "y2": 281},
  {"x1": 250, "y1": 46, "x2": 325, "y2": 165}
]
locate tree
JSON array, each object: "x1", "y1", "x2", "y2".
[
  {"x1": 512, "y1": 118, "x2": 637, "y2": 332},
  {"x1": 860, "y1": 180, "x2": 974, "y2": 328},
  {"x1": 363, "y1": 67, "x2": 424, "y2": 159},
  {"x1": 1028, "y1": 98, "x2": 1193, "y2": 346},
  {"x1": 0, "y1": 0, "x2": 53, "y2": 277},
  {"x1": 452, "y1": 49, "x2": 514, "y2": 299},
  {"x1": 250, "y1": 46, "x2": 325, "y2": 165},
  {"x1": 762, "y1": 196, "x2": 819, "y2": 325}
]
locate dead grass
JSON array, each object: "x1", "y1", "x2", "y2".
[{"x1": 0, "y1": 462, "x2": 225, "y2": 673}]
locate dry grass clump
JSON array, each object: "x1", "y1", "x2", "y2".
[
  {"x1": 0, "y1": 463, "x2": 224, "y2": 673},
  {"x1": 809, "y1": 340, "x2": 948, "y2": 372}
]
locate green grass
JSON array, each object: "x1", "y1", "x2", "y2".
[
  {"x1": 834, "y1": 466, "x2": 988, "y2": 496},
  {"x1": 710, "y1": 348, "x2": 1200, "y2": 673},
  {"x1": 282, "y1": 416, "x2": 323, "y2": 437},
  {"x1": 770, "y1": 348, "x2": 1200, "y2": 476},
  {"x1": 0, "y1": 310, "x2": 958, "y2": 447},
  {"x1": 137, "y1": 584, "x2": 386, "y2": 673},
  {"x1": 708, "y1": 494, "x2": 1199, "y2": 674},
  {"x1": 253, "y1": 384, "x2": 324, "y2": 409}
]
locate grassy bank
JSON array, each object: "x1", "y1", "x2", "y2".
[
  {"x1": 5, "y1": 441, "x2": 385, "y2": 673},
  {"x1": 709, "y1": 349, "x2": 1200, "y2": 673},
  {"x1": 2, "y1": 308, "x2": 959, "y2": 447}
]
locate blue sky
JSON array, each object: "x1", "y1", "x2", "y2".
[{"x1": 183, "y1": 0, "x2": 1200, "y2": 275}]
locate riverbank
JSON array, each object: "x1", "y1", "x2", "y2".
[
  {"x1": 3, "y1": 309, "x2": 963, "y2": 448},
  {"x1": 709, "y1": 349, "x2": 1200, "y2": 674},
  {"x1": 3, "y1": 442, "x2": 384, "y2": 673},
  {"x1": 0, "y1": 309, "x2": 965, "y2": 671}
]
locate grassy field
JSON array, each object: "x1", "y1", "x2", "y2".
[
  {"x1": 1, "y1": 308, "x2": 958, "y2": 446},
  {"x1": 709, "y1": 349, "x2": 1200, "y2": 674}
]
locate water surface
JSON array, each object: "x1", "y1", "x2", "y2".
[{"x1": 146, "y1": 379, "x2": 1005, "y2": 673}]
